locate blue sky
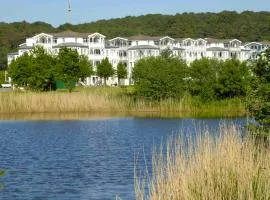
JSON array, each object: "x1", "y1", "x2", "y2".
[{"x1": 0, "y1": 0, "x2": 269, "y2": 27}]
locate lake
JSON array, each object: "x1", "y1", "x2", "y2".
[{"x1": 0, "y1": 117, "x2": 248, "y2": 200}]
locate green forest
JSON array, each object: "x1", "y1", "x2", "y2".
[{"x1": 0, "y1": 11, "x2": 270, "y2": 67}]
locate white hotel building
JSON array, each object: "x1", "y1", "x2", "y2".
[{"x1": 7, "y1": 30, "x2": 270, "y2": 86}]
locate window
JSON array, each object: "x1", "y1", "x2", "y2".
[
  {"x1": 136, "y1": 41, "x2": 138, "y2": 46},
  {"x1": 39, "y1": 37, "x2": 46, "y2": 44},
  {"x1": 53, "y1": 38, "x2": 58, "y2": 44},
  {"x1": 94, "y1": 49, "x2": 101, "y2": 55},
  {"x1": 219, "y1": 52, "x2": 222, "y2": 57}
]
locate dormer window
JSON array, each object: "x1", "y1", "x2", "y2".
[
  {"x1": 83, "y1": 38, "x2": 88, "y2": 43},
  {"x1": 39, "y1": 37, "x2": 46, "y2": 44}
]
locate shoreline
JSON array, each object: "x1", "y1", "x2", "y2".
[
  {"x1": 0, "y1": 110, "x2": 247, "y2": 121},
  {"x1": 0, "y1": 88, "x2": 247, "y2": 120}
]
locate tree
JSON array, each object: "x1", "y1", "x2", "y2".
[
  {"x1": 55, "y1": 47, "x2": 92, "y2": 92},
  {"x1": 78, "y1": 55, "x2": 93, "y2": 82},
  {"x1": 160, "y1": 48, "x2": 174, "y2": 60},
  {"x1": 28, "y1": 46, "x2": 56, "y2": 91},
  {"x1": 96, "y1": 57, "x2": 114, "y2": 86},
  {"x1": 116, "y1": 62, "x2": 128, "y2": 86},
  {"x1": 216, "y1": 59, "x2": 251, "y2": 99},
  {"x1": 189, "y1": 58, "x2": 220, "y2": 101},
  {"x1": 8, "y1": 46, "x2": 56, "y2": 91},
  {"x1": 133, "y1": 56, "x2": 188, "y2": 100},
  {"x1": 247, "y1": 48, "x2": 270, "y2": 135},
  {"x1": 8, "y1": 52, "x2": 33, "y2": 88}
]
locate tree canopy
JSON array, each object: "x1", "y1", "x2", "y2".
[
  {"x1": 247, "y1": 48, "x2": 270, "y2": 134},
  {"x1": 55, "y1": 48, "x2": 93, "y2": 92},
  {"x1": 96, "y1": 58, "x2": 114, "y2": 85},
  {"x1": 8, "y1": 46, "x2": 93, "y2": 91},
  {"x1": 116, "y1": 62, "x2": 128, "y2": 86},
  {"x1": 8, "y1": 46, "x2": 56, "y2": 91},
  {"x1": 133, "y1": 55, "x2": 188, "y2": 100}
]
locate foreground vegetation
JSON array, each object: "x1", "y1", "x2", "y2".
[
  {"x1": 0, "y1": 87, "x2": 245, "y2": 118},
  {"x1": 135, "y1": 126, "x2": 270, "y2": 200}
]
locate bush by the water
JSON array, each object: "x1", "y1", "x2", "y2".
[
  {"x1": 133, "y1": 55, "x2": 252, "y2": 101},
  {"x1": 247, "y1": 48, "x2": 270, "y2": 138},
  {"x1": 132, "y1": 53, "x2": 188, "y2": 100}
]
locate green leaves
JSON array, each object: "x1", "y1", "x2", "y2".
[
  {"x1": 96, "y1": 58, "x2": 114, "y2": 86},
  {"x1": 116, "y1": 62, "x2": 127, "y2": 80},
  {"x1": 55, "y1": 48, "x2": 93, "y2": 92},
  {"x1": 189, "y1": 58, "x2": 220, "y2": 101},
  {"x1": 0, "y1": 70, "x2": 5, "y2": 84},
  {"x1": 133, "y1": 56, "x2": 188, "y2": 100},
  {"x1": 8, "y1": 46, "x2": 93, "y2": 92},
  {"x1": 216, "y1": 60, "x2": 251, "y2": 99},
  {"x1": 189, "y1": 58, "x2": 252, "y2": 101},
  {"x1": 116, "y1": 62, "x2": 128, "y2": 86},
  {"x1": 248, "y1": 49, "x2": 270, "y2": 133}
]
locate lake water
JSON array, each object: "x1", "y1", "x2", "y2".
[{"x1": 0, "y1": 117, "x2": 248, "y2": 200}]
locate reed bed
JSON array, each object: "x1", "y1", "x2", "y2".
[
  {"x1": 135, "y1": 126, "x2": 270, "y2": 200},
  {"x1": 0, "y1": 87, "x2": 245, "y2": 117}
]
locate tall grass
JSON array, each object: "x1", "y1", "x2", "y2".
[
  {"x1": 0, "y1": 87, "x2": 245, "y2": 118},
  {"x1": 135, "y1": 126, "x2": 270, "y2": 200}
]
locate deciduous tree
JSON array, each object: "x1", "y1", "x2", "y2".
[
  {"x1": 55, "y1": 47, "x2": 92, "y2": 92},
  {"x1": 116, "y1": 62, "x2": 127, "y2": 86},
  {"x1": 96, "y1": 57, "x2": 114, "y2": 86}
]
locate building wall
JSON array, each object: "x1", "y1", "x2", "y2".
[{"x1": 8, "y1": 32, "x2": 268, "y2": 86}]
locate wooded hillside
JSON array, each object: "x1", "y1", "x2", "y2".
[{"x1": 1, "y1": 11, "x2": 270, "y2": 67}]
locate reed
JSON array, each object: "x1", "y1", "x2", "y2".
[
  {"x1": 0, "y1": 87, "x2": 245, "y2": 117},
  {"x1": 135, "y1": 126, "x2": 270, "y2": 200}
]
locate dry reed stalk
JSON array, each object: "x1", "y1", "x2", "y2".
[{"x1": 135, "y1": 126, "x2": 270, "y2": 200}]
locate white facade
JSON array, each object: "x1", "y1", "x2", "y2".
[{"x1": 8, "y1": 30, "x2": 269, "y2": 86}]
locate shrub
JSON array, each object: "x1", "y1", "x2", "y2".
[
  {"x1": 133, "y1": 56, "x2": 188, "y2": 100},
  {"x1": 247, "y1": 48, "x2": 270, "y2": 137},
  {"x1": 216, "y1": 59, "x2": 251, "y2": 99},
  {"x1": 189, "y1": 58, "x2": 220, "y2": 101}
]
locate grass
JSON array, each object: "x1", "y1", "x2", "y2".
[
  {"x1": 134, "y1": 126, "x2": 270, "y2": 200},
  {"x1": 0, "y1": 87, "x2": 246, "y2": 118}
]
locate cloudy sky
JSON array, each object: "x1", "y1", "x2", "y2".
[{"x1": 0, "y1": 0, "x2": 269, "y2": 27}]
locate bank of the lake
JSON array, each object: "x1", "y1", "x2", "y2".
[{"x1": 0, "y1": 87, "x2": 246, "y2": 118}]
